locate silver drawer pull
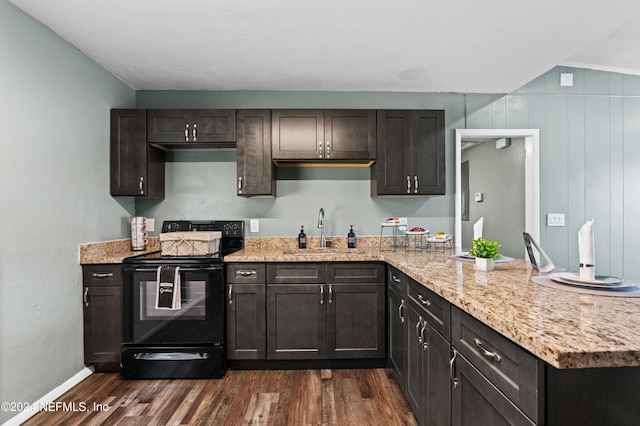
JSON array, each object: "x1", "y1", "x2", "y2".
[
  {"x1": 450, "y1": 348, "x2": 459, "y2": 389},
  {"x1": 474, "y1": 338, "x2": 502, "y2": 362},
  {"x1": 418, "y1": 294, "x2": 431, "y2": 307},
  {"x1": 398, "y1": 300, "x2": 405, "y2": 324},
  {"x1": 83, "y1": 287, "x2": 89, "y2": 307},
  {"x1": 416, "y1": 316, "x2": 423, "y2": 343},
  {"x1": 391, "y1": 275, "x2": 401, "y2": 283},
  {"x1": 228, "y1": 284, "x2": 233, "y2": 304},
  {"x1": 236, "y1": 270, "x2": 257, "y2": 277},
  {"x1": 92, "y1": 272, "x2": 114, "y2": 278}
]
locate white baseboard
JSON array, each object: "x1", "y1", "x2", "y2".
[{"x1": 2, "y1": 366, "x2": 93, "y2": 426}]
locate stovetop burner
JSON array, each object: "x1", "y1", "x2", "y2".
[{"x1": 124, "y1": 220, "x2": 244, "y2": 264}]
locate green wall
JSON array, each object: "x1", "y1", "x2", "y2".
[
  {"x1": 0, "y1": 1, "x2": 135, "y2": 423},
  {"x1": 137, "y1": 67, "x2": 640, "y2": 281}
]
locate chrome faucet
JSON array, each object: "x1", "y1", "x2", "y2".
[{"x1": 318, "y1": 207, "x2": 326, "y2": 248}]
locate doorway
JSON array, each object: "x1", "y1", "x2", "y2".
[{"x1": 454, "y1": 129, "x2": 540, "y2": 258}]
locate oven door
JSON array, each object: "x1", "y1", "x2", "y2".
[{"x1": 123, "y1": 264, "x2": 224, "y2": 346}]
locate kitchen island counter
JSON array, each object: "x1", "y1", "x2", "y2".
[{"x1": 226, "y1": 238, "x2": 640, "y2": 369}]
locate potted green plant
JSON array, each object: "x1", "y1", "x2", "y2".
[{"x1": 469, "y1": 237, "x2": 501, "y2": 271}]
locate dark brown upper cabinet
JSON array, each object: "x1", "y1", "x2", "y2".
[
  {"x1": 236, "y1": 110, "x2": 276, "y2": 197},
  {"x1": 271, "y1": 110, "x2": 376, "y2": 163},
  {"x1": 147, "y1": 109, "x2": 236, "y2": 147},
  {"x1": 372, "y1": 110, "x2": 445, "y2": 196},
  {"x1": 110, "y1": 109, "x2": 164, "y2": 198}
]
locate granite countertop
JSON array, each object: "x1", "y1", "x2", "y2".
[
  {"x1": 80, "y1": 236, "x2": 640, "y2": 369},
  {"x1": 226, "y1": 237, "x2": 640, "y2": 370},
  {"x1": 79, "y1": 238, "x2": 160, "y2": 264}
]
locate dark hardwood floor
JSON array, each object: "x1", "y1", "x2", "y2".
[{"x1": 22, "y1": 369, "x2": 417, "y2": 425}]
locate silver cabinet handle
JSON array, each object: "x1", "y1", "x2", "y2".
[
  {"x1": 328, "y1": 284, "x2": 333, "y2": 304},
  {"x1": 474, "y1": 338, "x2": 502, "y2": 362},
  {"x1": 320, "y1": 285, "x2": 324, "y2": 305},
  {"x1": 398, "y1": 300, "x2": 405, "y2": 324},
  {"x1": 228, "y1": 285, "x2": 233, "y2": 304},
  {"x1": 238, "y1": 177, "x2": 243, "y2": 192},
  {"x1": 326, "y1": 140, "x2": 330, "y2": 158},
  {"x1": 416, "y1": 316, "x2": 423, "y2": 343},
  {"x1": 139, "y1": 176, "x2": 144, "y2": 195},
  {"x1": 418, "y1": 294, "x2": 431, "y2": 307},
  {"x1": 391, "y1": 274, "x2": 401, "y2": 283},
  {"x1": 83, "y1": 287, "x2": 89, "y2": 308},
  {"x1": 236, "y1": 270, "x2": 256, "y2": 277},
  {"x1": 450, "y1": 348, "x2": 459, "y2": 389},
  {"x1": 185, "y1": 123, "x2": 189, "y2": 141},
  {"x1": 414, "y1": 176, "x2": 418, "y2": 193},
  {"x1": 421, "y1": 320, "x2": 428, "y2": 351},
  {"x1": 92, "y1": 272, "x2": 114, "y2": 278},
  {"x1": 318, "y1": 140, "x2": 323, "y2": 158},
  {"x1": 407, "y1": 176, "x2": 411, "y2": 193},
  {"x1": 193, "y1": 123, "x2": 197, "y2": 141}
]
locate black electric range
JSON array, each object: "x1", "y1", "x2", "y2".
[{"x1": 121, "y1": 220, "x2": 244, "y2": 379}]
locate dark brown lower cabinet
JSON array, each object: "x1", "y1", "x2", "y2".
[
  {"x1": 451, "y1": 350, "x2": 534, "y2": 426},
  {"x1": 82, "y1": 265, "x2": 122, "y2": 371},
  {"x1": 387, "y1": 285, "x2": 406, "y2": 388},
  {"x1": 327, "y1": 282, "x2": 385, "y2": 359},
  {"x1": 226, "y1": 283, "x2": 266, "y2": 360},
  {"x1": 266, "y1": 262, "x2": 385, "y2": 361},
  {"x1": 226, "y1": 263, "x2": 267, "y2": 360},
  {"x1": 405, "y1": 302, "x2": 451, "y2": 426},
  {"x1": 267, "y1": 283, "x2": 327, "y2": 360}
]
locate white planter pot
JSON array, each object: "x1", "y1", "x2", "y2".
[{"x1": 475, "y1": 257, "x2": 495, "y2": 271}]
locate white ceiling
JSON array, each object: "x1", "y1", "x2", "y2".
[{"x1": 9, "y1": 0, "x2": 640, "y2": 93}]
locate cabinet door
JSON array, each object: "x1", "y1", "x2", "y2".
[
  {"x1": 266, "y1": 284, "x2": 326, "y2": 359},
  {"x1": 192, "y1": 109, "x2": 236, "y2": 142},
  {"x1": 83, "y1": 285, "x2": 122, "y2": 364},
  {"x1": 388, "y1": 286, "x2": 406, "y2": 389},
  {"x1": 236, "y1": 110, "x2": 275, "y2": 196},
  {"x1": 451, "y1": 351, "x2": 534, "y2": 426},
  {"x1": 373, "y1": 110, "x2": 413, "y2": 195},
  {"x1": 326, "y1": 283, "x2": 385, "y2": 359},
  {"x1": 226, "y1": 283, "x2": 266, "y2": 360},
  {"x1": 324, "y1": 110, "x2": 376, "y2": 160},
  {"x1": 372, "y1": 110, "x2": 445, "y2": 196},
  {"x1": 110, "y1": 109, "x2": 165, "y2": 198},
  {"x1": 271, "y1": 110, "x2": 324, "y2": 160},
  {"x1": 404, "y1": 303, "x2": 424, "y2": 419},
  {"x1": 412, "y1": 110, "x2": 445, "y2": 195},
  {"x1": 147, "y1": 109, "x2": 191, "y2": 143},
  {"x1": 424, "y1": 325, "x2": 451, "y2": 426}
]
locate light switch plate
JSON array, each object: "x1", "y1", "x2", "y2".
[
  {"x1": 146, "y1": 218, "x2": 155, "y2": 232},
  {"x1": 250, "y1": 219, "x2": 259, "y2": 233},
  {"x1": 547, "y1": 213, "x2": 565, "y2": 227}
]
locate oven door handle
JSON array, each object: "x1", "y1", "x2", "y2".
[{"x1": 126, "y1": 266, "x2": 223, "y2": 273}]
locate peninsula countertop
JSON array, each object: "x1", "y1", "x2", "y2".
[{"x1": 225, "y1": 238, "x2": 640, "y2": 370}]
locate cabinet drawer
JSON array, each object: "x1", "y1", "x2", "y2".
[
  {"x1": 407, "y1": 278, "x2": 450, "y2": 340},
  {"x1": 227, "y1": 263, "x2": 266, "y2": 284},
  {"x1": 82, "y1": 264, "x2": 122, "y2": 287},
  {"x1": 452, "y1": 307, "x2": 542, "y2": 424},
  {"x1": 328, "y1": 262, "x2": 385, "y2": 283},
  {"x1": 387, "y1": 266, "x2": 405, "y2": 295},
  {"x1": 267, "y1": 263, "x2": 325, "y2": 284}
]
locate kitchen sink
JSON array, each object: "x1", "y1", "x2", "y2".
[{"x1": 282, "y1": 248, "x2": 364, "y2": 255}]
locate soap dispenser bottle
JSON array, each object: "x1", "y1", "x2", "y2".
[
  {"x1": 298, "y1": 226, "x2": 307, "y2": 249},
  {"x1": 348, "y1": 225, "x2": 356, "y2": 248}
]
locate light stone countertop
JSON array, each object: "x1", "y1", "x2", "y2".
[
  {"x1": 226, "y1": 237, "x2": 640, "y2": 370},
  {"x1": 80, "y1": 236, "x2": 640, "y2": 369}
]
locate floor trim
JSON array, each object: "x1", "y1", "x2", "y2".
[{"x1": 3, "y1": 367, "x2": 93, "y2": 426}]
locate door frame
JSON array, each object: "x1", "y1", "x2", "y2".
[{"x1": 454, "y1": 129, "x2": 540, "y2": 257}]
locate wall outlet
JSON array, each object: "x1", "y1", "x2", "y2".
[
  {"x1": 547, "y1": 213, "x2": 565, "y2": 227},
  {"x1": 250, "y1": 219, "x2": 259, "y2": 233},
  {"x1": 146, "y1": 218, "x2": 155, "y2": 232}
]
